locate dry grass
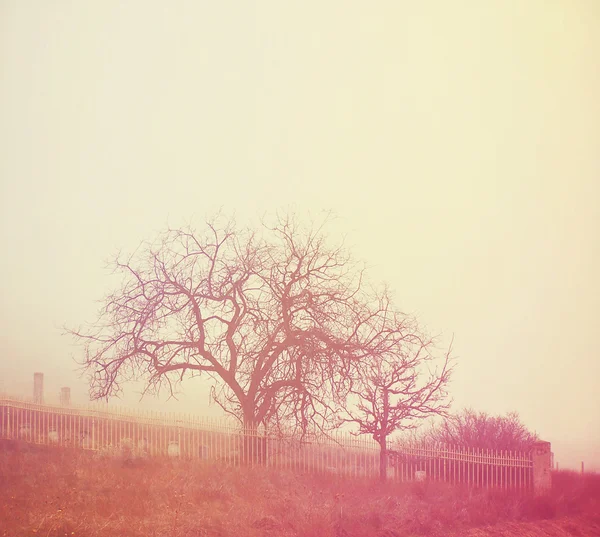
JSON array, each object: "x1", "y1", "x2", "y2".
[{"x1": 0, "y1": 440, "x2": 598, "y2": 537}]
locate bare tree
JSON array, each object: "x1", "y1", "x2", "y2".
[
  {"x1": 341, "y1": 334, "x2": 453, "y2": 481},
  {"x1": 66, "y1": 213, "x2": 422, "y2": 460},
  {"x1": 422, "y1": 408, "x2": 538, "y2": 452}
]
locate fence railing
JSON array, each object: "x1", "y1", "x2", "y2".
[
  {"x1": 0, "y1": 395, "x2": 533, "y2": 490},
  {"x1": 389, "y1": 442, "x2": 533, "y2": 489}
]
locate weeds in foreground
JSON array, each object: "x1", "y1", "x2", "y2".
[{"x1": 0, "y1": 441, "x2": 598, "y2": 537}]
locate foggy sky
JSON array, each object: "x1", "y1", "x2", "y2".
[{"x1": 1, "y1": 1, "x2": 598, "y2": 470}]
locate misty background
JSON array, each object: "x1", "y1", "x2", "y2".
[{"x1": 0, "y1": 1, "x2": 598, "y2": 470}]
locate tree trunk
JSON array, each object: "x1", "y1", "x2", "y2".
[
  {"x1": 242, "y1": 414, "x2": 266, "y2": 466},
  {"x1": 379, "y1": 437, "x2": 387, "y2": 482},
  {"x1": 380, "y1": 387, "x2": 389, "y2": 482}
]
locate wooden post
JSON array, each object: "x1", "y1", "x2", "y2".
[{"x1": 581, "y1": 461, "x2": 584, "y2": 475}]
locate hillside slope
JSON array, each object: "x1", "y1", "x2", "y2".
[{"x1": 1, "y1": 440, "x2": 598, "y2": 537}]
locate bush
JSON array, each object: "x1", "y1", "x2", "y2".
[{"x1": 418, "y1": 408, "x2": 538, "y2": 452}]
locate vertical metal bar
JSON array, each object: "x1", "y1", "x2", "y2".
[
  {"x1": 509, "y1": 450, "x2": 513, "y2": 489},
  {"x1": 517, "y1": 452, "x2": 523, "y2": 490},
  {"x1": 515, "y1": 451, "x2": 519, "y2": 490},
  {"x1": 474, "y1": 447, "x2": 478, "y2": 488},
  {"x1": 491, "y1": 448, "x2": 494, "y2": 489},
  {"x1": 500, "y1": 450, "x2": 504, "y2": 490},
  {"x1": 505, "y1": 449, "x2": 508, "y2": 490},
  {"x1": 486, "y1": 448, "x2": 490, "y2": 489},
  {"x1": 468, "y1": 446, "x2": 471, "y2": 487},
  {"x1": 509, "y1": 450, "x2": 512, "y2": 490},
  {"x1": 494, "y1": 449, "x2": 498, "y2": 489},
  {"x1": 520, "y1": 451, "x2": 524, "y2": 492},
  {"x1": 191, "y1": 415, "x2": 196, "y2": 460},
  {"x1": 492, "y1": 449, "x2": 498, "y2": 488},
  {"x1": 464, "y1": 446, "x2": 468, "y2": 486},
  {"x1": 457, "y1": 446, "x2": 464, "y2": 484},
  {"x1": 474, "y1": 447, "x2": 477, "y2": 487},
  {"x1": 473, "y1": 447, "x2": 477, "y2": 488},
  {"x1": 478, "y1": 447, "x2": 482, "y2": 488},
  {"x1": 181, "y1": 414, "x2": 185, "y2": 459},
  {"x1": 186, "y1": 414, "x2": 190, "y2": 459},
  {"x1": 149, "y1": 413, "x2": 154, "y2": 456},
  {"x1": 152, "y1": 412, "x2": 156, "y2": 457}
]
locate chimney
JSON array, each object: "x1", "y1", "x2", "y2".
[
  {"x1": 33, "y1": 372, "x2": 44, "y2": 404},
  {"x1": 60, "y1": 387, "x2": 71, "y2": 406}
]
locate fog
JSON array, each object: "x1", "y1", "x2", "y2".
[{"x1": 1, "y1": 1, "x2": 598, "y2": 471}]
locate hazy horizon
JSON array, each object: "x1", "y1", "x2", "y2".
[{"x1": 1, "y1": 1, "x2": 598, "y2": 471}]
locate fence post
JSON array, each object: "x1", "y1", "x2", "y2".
[{"x1": 532, "y1": 440, "x2": 552, "y2": 496}]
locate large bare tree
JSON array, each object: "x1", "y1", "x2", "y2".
[
  {"x1": 341, "y1": 333, "x2": 453, "y2": 481},
  {"x1": 67, "y1": 213, "x2": 423, "y2": 459}
]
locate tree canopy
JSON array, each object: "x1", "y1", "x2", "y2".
[
  {"x1": 340, "y1": 333, "x2": 453, "y2": 480},
  {"x1": 69, "y1": 213, "x2": 450, "y2": 444}
]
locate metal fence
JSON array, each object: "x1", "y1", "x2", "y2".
[
  {"x1": 388, "y1": 442, "x2": 533, "y2": 490},
  {"x1": 0, "y1": 395, "x2": 533, "y2": 490}
]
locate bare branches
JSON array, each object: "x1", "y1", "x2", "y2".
[
  {"x1": 339, "y1": 329, "x2": 454, "y2": 480},
  {"x1": 67, "y1": 212, "x2": 456, "y2": 454},
  {"x1": 421, "y1": 408, "x2": 538, "y2": 451},
  {"x1": 66, "y1": 214, "x2": 371, "y2": 430}
]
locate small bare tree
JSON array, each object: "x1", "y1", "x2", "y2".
[
  {"x1": 341, "y1": 333, "x2": 453, "y2": 481},
  {"x1": 66, "y1": 213, "x2": 426, "y2": 461}
]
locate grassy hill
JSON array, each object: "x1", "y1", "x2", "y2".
[{"x1": 1, "y1": 439, "x2": 598, "y2": 537}]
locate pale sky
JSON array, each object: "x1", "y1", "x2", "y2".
[{"x1": 1, "y1": 1, "x2": 598, "y2": 471}]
